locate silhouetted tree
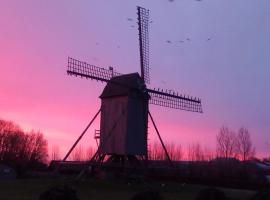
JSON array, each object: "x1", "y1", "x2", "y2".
[
  {"x1": 167, "y1": 142, "x2": 183, "y2": 161},
  {"x1": 149, "y1": 142, "x2": 165, "y2": 160},
  {"x1": 0, "y1": 119, "x2": 48, "y2": 171},
  {"x1": 203, "y1": 147, "x2": 215, "y2": 161},
  {"x1": 148, "y1": 141, "x2": 182, "y2": 161},
  {"x1": 71, "y1": 145, "x2": 85, "y2": 161},
  {"x1": 86, "y1": 146, "x2": 95, "y2": 160},
  {"x1": 236, "y1": 127, "x2": 255, "y2": 160},
  {"x1": 0, "y1": 119, "x2": 24, "y2": 161},
  {"x1": 27, "y1": 130, "x2": 48, "y2": 163},
  {"x1": 216, "y1": 126, "x2": 237, "y2": 159},
  {"x1": 50, "y1": 145, "x2": 60, "y2": 161},
  {"x1": 175, "y1": 144, "x2": 183, "y2": 161},
  {"x1": 187, "y1": 143, "x2": 205, "y2": 161}
]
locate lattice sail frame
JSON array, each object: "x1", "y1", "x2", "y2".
[
  {"x1": 137, "y1": 6, "x2": 150, "y2": 84},
  {"x1": 147, "y1": 89, "x2": 202, "y2": 113},
  {"x1": 67, "y1": 57, "x2": 121, "y2": 82}
]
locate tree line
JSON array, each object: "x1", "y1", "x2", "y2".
[
  {"x1": 0, "y1": 119, "x2": 48, "y2": 173},
  {"x1": 0, "y1": 118, "x2": 259, "y2": 166},
  {"x1": 216, "y1": 126, "x2": 255, "y2": 161},
  {"x1": 49, "y1": 126, "x2": 257, "y2": 162}
]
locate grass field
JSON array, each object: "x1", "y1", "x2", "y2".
[{"x1": 0, "y1": 178, "x2": 256, "y2": 200}]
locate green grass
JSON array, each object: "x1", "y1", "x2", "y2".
[{"x1": 0, "y1": 178, "x2": 256, "y2": 200}]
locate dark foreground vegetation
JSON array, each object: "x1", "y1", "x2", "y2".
[{"x1": 0, "y1": 178, "x2": 257, "y2": 200}]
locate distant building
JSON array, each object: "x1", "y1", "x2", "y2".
[{"x1": 0, "y1": 164, "x2": 16, "y2": 179}]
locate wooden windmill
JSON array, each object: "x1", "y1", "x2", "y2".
[{"x1": 63, "y1": 7, "x2": 202, "y2": 169}]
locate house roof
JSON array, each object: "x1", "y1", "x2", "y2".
[{"x1": 100, "y1": 73, "x2": 148, "y2": 98}]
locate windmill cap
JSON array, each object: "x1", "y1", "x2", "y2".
[{"x1": 99, "y1": 73, "x2": 149, "y2": 99}]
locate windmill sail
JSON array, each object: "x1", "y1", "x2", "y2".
[
  {"x1": 147, "y1": 88, "x2": 202, "y2": 113},
  {"x1": 67, "y1": 57, "x2": 121, "y2": 82},
  {"x1": 137, "y1": 6, "x2": 150, "y2": 84}
]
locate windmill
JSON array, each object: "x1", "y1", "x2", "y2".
[{"x1": 62, "y1": 7, "x2": 202, "y2": 171}]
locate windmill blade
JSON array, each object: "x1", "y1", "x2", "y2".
[
  {"x1": 67, "y1": 57, "x2": 121, "y2": 82},
  {"x1": 137, "y1": 6, "x2": 150, "y2": 84},
  {"x1": 147, "y1": 88, "x2": 203, "y2": 113}
]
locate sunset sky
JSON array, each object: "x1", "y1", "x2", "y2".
[{"x1": 1, "y1": 0, "x2": 269, "y2": 158}]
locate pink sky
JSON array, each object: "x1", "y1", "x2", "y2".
[{"x1": 0, "y1": 1, "x2": 269, "y2": 158}]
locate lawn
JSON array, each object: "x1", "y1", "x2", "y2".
[{"x1": 0, "y1": 178, "x2": 256, "y2": 200}]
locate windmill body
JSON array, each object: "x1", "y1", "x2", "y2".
[{"x1": 99, "y1": 73, "x2": 149, "y2": 157}]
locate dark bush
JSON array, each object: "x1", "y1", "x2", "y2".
[
  {"x1": 250, "y1": 189, "x2": 270, "y2": 200},
  {"x1": 131, "y1": 189, "x2": 163, "y2": 200},
  {"x1": 195, "y1": 188, "x2": 227, "y2": 200},
  {"x1": 39, "y1": 185, "x2": 80, "y2": 200}
]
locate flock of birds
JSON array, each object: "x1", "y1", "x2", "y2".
[
  {"x1": 92, "y1": 1, "x2": 211, "y2": 68},
  {"x1": 126, "y1": 17, "x2": 212, "y2": 45},
  {"x1": 93, "y1": 15, "x2": 212, "y2": 62},
  {"x1": 166, "y1": 37, "x2": 212, "y2": 44}
]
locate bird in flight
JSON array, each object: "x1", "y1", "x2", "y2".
[
  {"x1": 166, "y1": 40, "x2": 172, "y2": 44},
  {"x1": 186, "y1": 38, "x2": 191, "y2": 42},
  {"x1": 206, "y1": 38, "x2": 211, "y2": 41}
]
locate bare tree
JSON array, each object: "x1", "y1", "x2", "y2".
[
  {"x1": 175, "y1": 144, "x2": 183, "y2": 161},
  {"x1": 167, "y1": 142, "x2": 176, "y2": 160},
  {"x1": 236, "y1": 127, "x2": 255, "y2": 161},
  {"x1": 166, "y1": 142, "x2": 183, "y2": 161},
  {"x1": 203, "y1": 147, "x2": 215, "y2": 161},
  {"x1": 149, "y1": 141, "x2": 172, "y2": 161},
  {"x1": 216, "y1": 126, "x2": 237, "y2": 159},
  {"x1": 71, "y1": 145, "x2": 85, "y2": 161},
  {"x1": 149, "y1": 141, "x2": 183, "y2": 161},
  {"x1": 0, "y1": 119, "x2": 48, "y2": 168},
  {"x1": 85, "y1": 146, "x2": 95, "y2": 160},
  {"x1": 51, "y1": 145, "x2": 60, "y2": 161},
  {"x1": 149, "y1": 142, "x2": 165, "y2": 160},
  {"x1": 187, "y1": 143, "x2": 205, "y2": 161},
  {"x1": 26, "y1": 130, "x2": 48, "y2": 163}
]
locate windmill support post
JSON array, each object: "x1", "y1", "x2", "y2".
[
  {"x1": 60, "y1": 109, "x2": 101, "y2": 164},
  {"x1": 148, "y1": 111, "x2": 174, "y2": 168}
]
